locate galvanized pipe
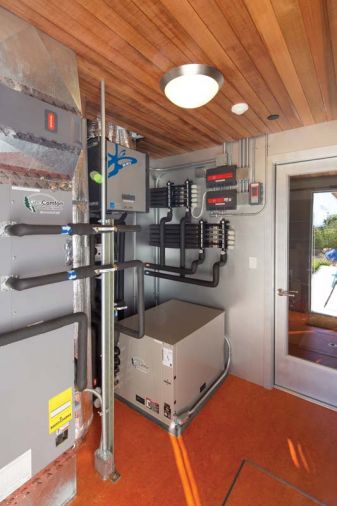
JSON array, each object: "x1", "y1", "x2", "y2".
[
  {"x1": 246, "y1": 137, "x2": 250, "y2": 167},
  {"x1": 252, "y1": 137, "x2": 256, "y2": 182},
  {"x1": 101, "y1": 81, "x2": 106, "y2": 224},
  {"x1": 95, "y1": 80, "x2": 118, "y2": 480},
  {"x1": 100, "y1": 79, "x2": 108, "y2": 456}
]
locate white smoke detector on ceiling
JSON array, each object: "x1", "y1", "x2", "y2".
[
  {"x1": 160, "y1": 64, "x2": 224, "y2": 109},
  {"x1": 231, "y1": 102, "x2": 249, "y2": 115}
]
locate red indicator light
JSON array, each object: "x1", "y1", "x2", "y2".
[
  {"x1": 45, "y1": 110, "x2": 57, "y2": 132},
  {"x1": 207, "y1": 172, "x2": 234, "y2": 181},
  {"x1": 208, "y1": 197, "x2": 227, "y2": 204},
  {"x1": 47, "y1": 112, "x2": 55, "y2": 131}
]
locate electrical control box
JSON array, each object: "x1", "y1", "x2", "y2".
[
  {"x1": 88, "y1": 138, "x2": 149, "y2": 214},
  {"x1": 116, "y1": 300, "x2": 225, "y2": 431},
  {"x1": 206, "y1": 165, "x2": 237, "y2": 188},
  {"x1": 206, "y1": 190, "x2": 237, "y2": 211},
  {"x1": 249, "y1": 182, "x2": 263, "y2": 205}
]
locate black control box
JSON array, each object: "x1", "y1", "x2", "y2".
[
  {"x1": 206, "y1": 190, "x2": 237, "y2": 211},
  {"x1": 206, "y1": 165, "x2": 237, "y2": 188}
]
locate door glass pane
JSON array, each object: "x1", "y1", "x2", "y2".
[
  {"x1": 311, "y1": 192, "x2": 337, "y2": 317},
  {"x1": 288, "y1": 174, "x2": 337, "y2": 369}
]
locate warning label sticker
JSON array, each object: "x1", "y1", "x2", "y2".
[
  {"x1": 49, "y1": 388, "x2": 73, "y2": 434},
  {"x1": 146, "y1": 397, "x2": 159, "y2": 414},
  {"x1": 164, "y1": 403, "x2": 172, "y2": 420}
]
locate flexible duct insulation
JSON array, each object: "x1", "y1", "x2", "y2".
[
  {"x1": 88, "y1": 118, "x2": 135, "y2": 149},
  {"x1": 73, "y1": 122, "x2": 93, "y2": 440}
]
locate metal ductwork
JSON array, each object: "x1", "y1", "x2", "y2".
[
  {"x1": 0, "y1": 7, "x2": 82, "y2": 185},
  {"x1": 0, "y1": 7, "x2": 92, "y2": 503},
  {"x1": 88, "y1": 118, "x2": 135, "y2": 149}
]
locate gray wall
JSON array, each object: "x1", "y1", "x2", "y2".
[
  {"x1": 131, "y1": 120, "x2": 337, "y2": 388},
  {"x1": 135, "y1": 137, "x2": 269, "y2": 386}
]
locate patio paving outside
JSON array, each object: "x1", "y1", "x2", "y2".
[{"x1": 311, "y1": 265, "x2": 337, "y2": 317}]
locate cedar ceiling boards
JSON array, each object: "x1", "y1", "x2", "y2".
[{"x1": 1, "y1": 0, "x2": 337, "y2": 158}]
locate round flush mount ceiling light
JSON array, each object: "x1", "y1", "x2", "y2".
[
  {"x1": 231, "y1": 102, "x2": 249, "y2": 115},
  {"x1": 160, "y1": 64, "x2": 224, "y2": 109}
]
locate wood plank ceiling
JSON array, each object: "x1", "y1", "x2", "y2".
[{"x1": 0, "y1": 0, "x2": 337, "y2": 158}]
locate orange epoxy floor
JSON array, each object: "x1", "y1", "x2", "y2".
[{"x1": 72, "y1": 375, "x2": 337, "y2": 506}]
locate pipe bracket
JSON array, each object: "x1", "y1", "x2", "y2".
[{"x1": 0, "y1": 276, "x2": 10, "y2": 291}]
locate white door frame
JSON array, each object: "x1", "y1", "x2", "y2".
[
  {"x1": 263, "y1": 144, "x2": 337, "y2": 405},
  {"x1": 275, "y1": 156, "x2": 337, "y2": 407}
]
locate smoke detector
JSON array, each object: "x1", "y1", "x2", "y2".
[{"x1": 231, "y1": 103, "x2": 249, "y2": 115}]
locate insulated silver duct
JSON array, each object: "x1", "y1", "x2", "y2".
[
  {"x1": 0, "y1": 7, "x2": 82, "y2": 182},
  {"x1": 88, "y1": 118, "x2": 135, "y2": 149},
  {"x1": 73, "y1": 123, "x2": 93, "y2": 440},
  {"x1": 0, "y1": 8, "x2": 81, "y2": 113}
]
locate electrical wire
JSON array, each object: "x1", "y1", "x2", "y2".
[{"x1": 191, "y1": 191, "x2": 207, "y2": 219}]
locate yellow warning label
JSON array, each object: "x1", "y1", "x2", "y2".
[{"x1": 49, "y1": 387, "x2": 73, "y2": 434}]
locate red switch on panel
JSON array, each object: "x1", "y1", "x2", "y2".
[
  {"x1": 249, "y1": 182, "x2": 263, "y2": 205},
  {"x1": 45, "y1": 110, "x2": 57, "y2": 132}
]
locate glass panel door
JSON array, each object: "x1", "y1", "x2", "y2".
[{"x1": 275, "y1": 158, "x2": 337, "y2": 407}]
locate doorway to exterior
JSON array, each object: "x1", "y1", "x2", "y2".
[{"x1": 275, "y1": 158, "x2": 337, "y2": 407}]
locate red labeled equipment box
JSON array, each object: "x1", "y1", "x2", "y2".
[{"x1": 206, "y1": 165, "x2": 237, "y2": 188}]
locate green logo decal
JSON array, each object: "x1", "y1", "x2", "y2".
[
  {"x1": 24, "y1": 196, "x2": 36, "y2": 213},
  {"x1": 24, "y1": 193, "x2": 64, "y2": 215}
]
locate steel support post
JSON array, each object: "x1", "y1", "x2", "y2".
[{"x1": 94, "y1": 80, "x2": 120, "y2": 482}]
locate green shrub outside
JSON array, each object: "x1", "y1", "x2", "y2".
[{"x1": 312, "y1": 257, "x2": 332, "y2": 273}]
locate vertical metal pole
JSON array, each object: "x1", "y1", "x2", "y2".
[{"x1": 95, "y1": 80, "x2": 119, "y2": 481}]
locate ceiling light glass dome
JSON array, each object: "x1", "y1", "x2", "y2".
[{"x1": 160, "y1": 64, "x2": 224, "y2": 109}]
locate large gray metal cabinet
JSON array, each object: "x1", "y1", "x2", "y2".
[
  {"x1": 116, "y1": 299, "x2": 225, "y2": 429},
  {"x1": 0, "y1": 184, "x2": 76, "y2": 502}
]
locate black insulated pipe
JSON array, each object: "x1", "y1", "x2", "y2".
[
  {"x1": 145, "y1": 251, "x2": 205, "y2": 275},
  {"x1": 146, "y1": 217, "x2": 205, "y2": 275},
  {"x1": 6, "y1": 265, "x2": 100, "y2": 291},
  {"x1": 0, "y1": 312, "x2": 88, "y2": 391},
  {"x1": 6, "y1": 224, "x2": 62, "y2": 236},
  {"x1": 6, "y1": 260, "x2": 143, "y2": 292},
  {"x1": 69, "y1": 223, "x2": 140, "y2": 235},
  {"x1": 114, "y1": 260, "x2": 145, "y2": 339},
  {"x1": 145, "y1": 252, "x2": 227, "y2": 288},
  {"x1": 115, "y1": 224, "x2": 140, "y2": 233},
  {"x1": 5, "y1": 223, "x2": 140, "y2": 237},
  {"x1": 180, "y1": 212, "x2": 190, "y2": 270},
  {"x1": 115, "y1": 227, "x2": 126, "y2": 309},
  {"x1": 159, "y1": 210, "x2": 172, "y2": 265}
]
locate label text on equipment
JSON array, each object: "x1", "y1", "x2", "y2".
[{"x1": 49, "y1": 387, "x2": 73, "y2": 434}]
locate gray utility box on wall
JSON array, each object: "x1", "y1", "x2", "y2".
[{"x1": 116, "y1": 299, "x2": 225, "y2": 430}]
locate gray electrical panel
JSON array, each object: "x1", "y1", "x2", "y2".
[
  {"x1": 116, "y1": 299, "x2": 225, "y2": 430},
  {"x1": 0, "y1": 184, "x2": 76, "y2": 502},
  {"x1": 88, "y1": 138, "x2": 149, "y2": 213}
]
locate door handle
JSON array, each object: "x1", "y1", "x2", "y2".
[
  {"x1": 114, "y1": 304, "x2": 128, "y2": 311},
  {"x1": 277, "y1": 288, "x2": 298, "y2": 297}
]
